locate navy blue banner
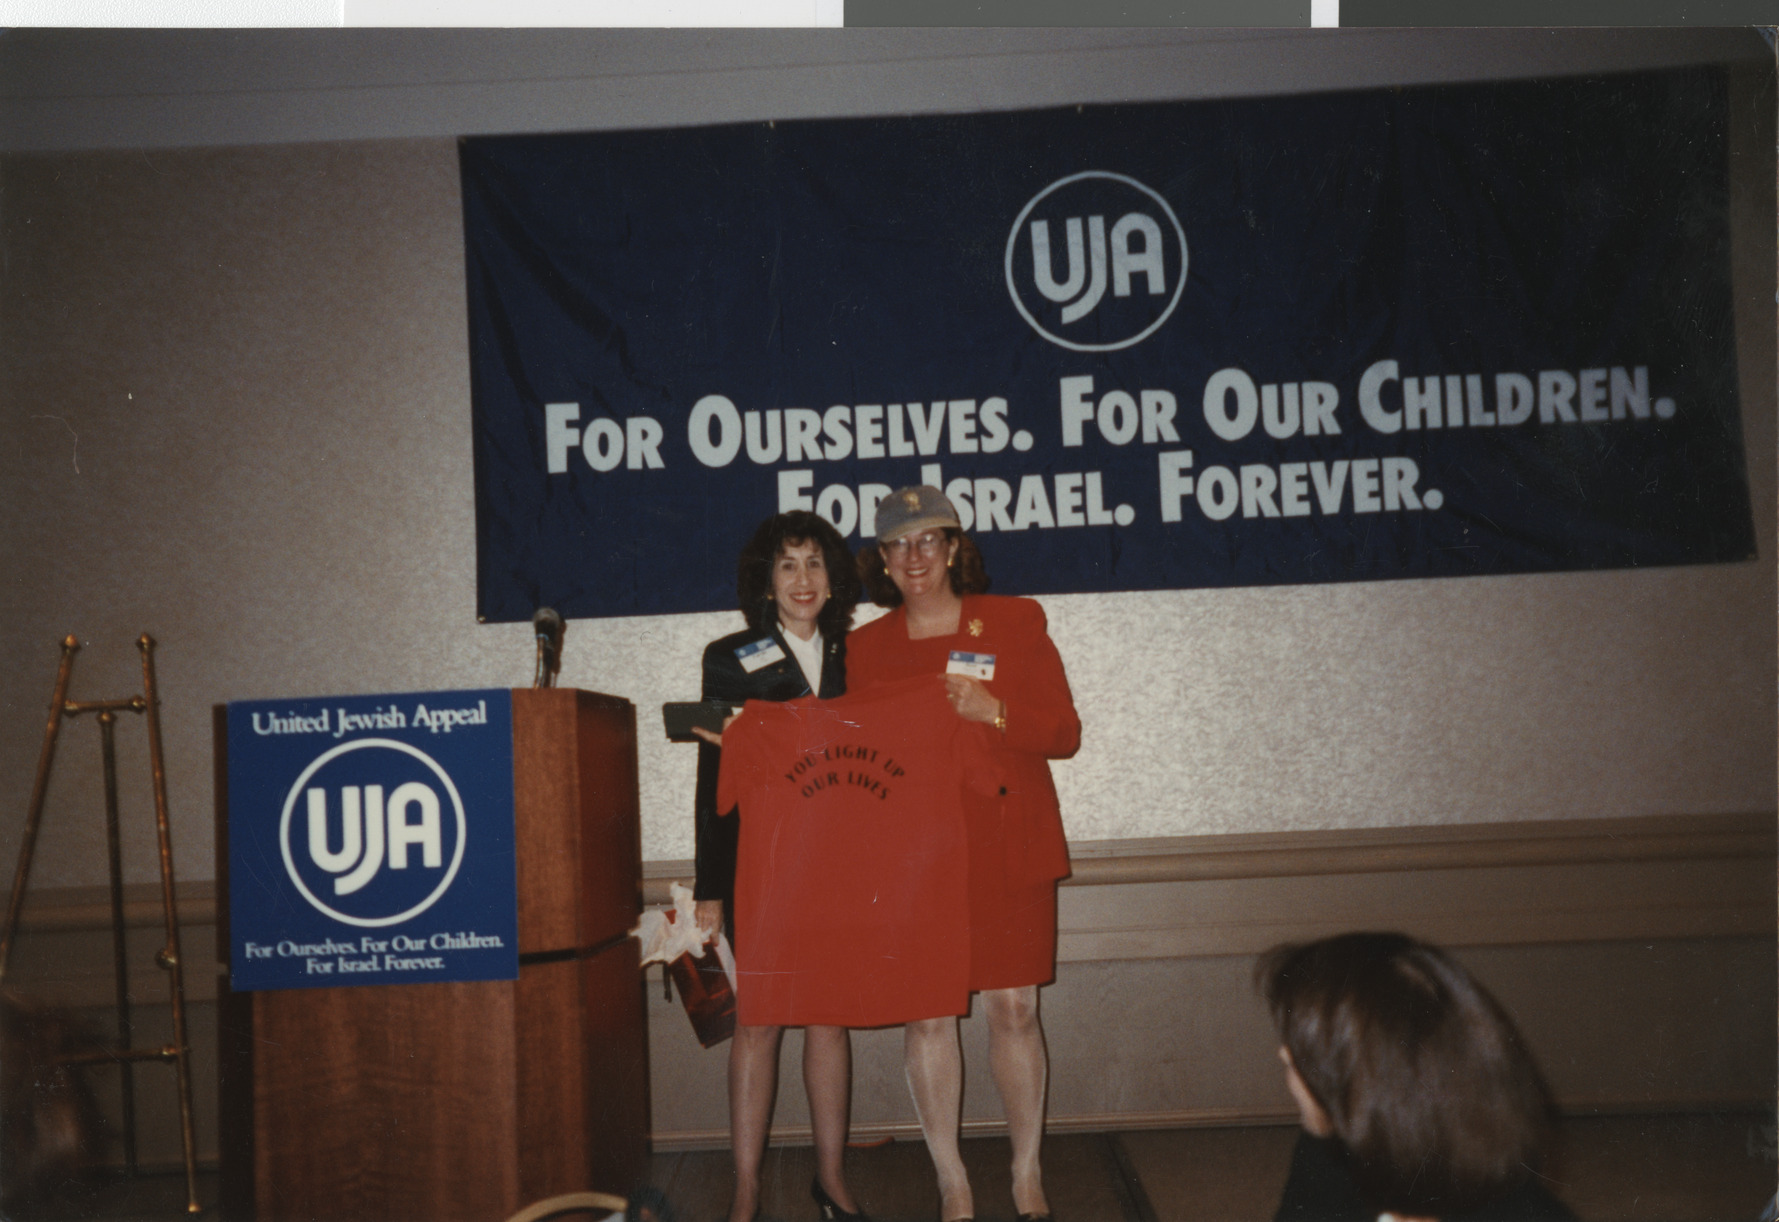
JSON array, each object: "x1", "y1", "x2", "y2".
[
  {"x1": 462, "y1": 68, "x2": 1755, "y2": 622},
  {"x1": 227, "y1": 690, "x2": 518, "y2": 991}
]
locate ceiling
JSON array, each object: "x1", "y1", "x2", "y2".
[{"x1": 0, "y1": 26, "x2": 1768, "y2": 153}]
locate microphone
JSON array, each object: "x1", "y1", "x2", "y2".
[{"x1": 533, "y1": 607, "x2": 565, "y2": 688}]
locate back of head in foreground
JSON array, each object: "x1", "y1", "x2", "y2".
[{"x1": 1260, "y1": 932, "x2": 1558, "y2": 1219}]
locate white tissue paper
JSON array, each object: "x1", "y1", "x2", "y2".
[{"x1": 630, "y1": 881, "x2": 738, "y2": 991}]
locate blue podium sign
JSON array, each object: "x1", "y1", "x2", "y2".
[{"x1": 225, "y1": 689, "x2": 519, "y2": 991}]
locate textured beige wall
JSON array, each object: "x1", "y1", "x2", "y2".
[{"x1": 1, "y1": 69, "x2": 1772, "y2": 888}]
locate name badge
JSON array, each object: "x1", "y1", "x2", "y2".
[
  {"x1": 735, "y1": 638, "x2": 787, "y2": 673},
  {"x1": 946, "y1": 650, "x2": 996, "y2": 680}
]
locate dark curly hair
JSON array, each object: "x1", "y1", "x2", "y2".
[
  {"x1": 1258, "y1": 932, "x2": 1556, "y2": 1217},
  {"x1": 857, "y1": 529, "x2": 991, "y2": 608},
  {"x1": 736, "y1": 511, "x2": 860, "y2": 637}
]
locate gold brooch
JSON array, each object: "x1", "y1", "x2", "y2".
[{"x1": 968, "y1": 619, "x2": 984, "y2": 637}]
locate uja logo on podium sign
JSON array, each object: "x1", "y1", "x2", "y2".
[
  {"x1": 1005, "y1": 171, "x2": 1189, "y2": 353},
  {"x1": 280, "y1": 738, "x2": 468, "y2": 928},
  {"x1": 227, "y1": 690, "x2": 518, "y2": 991}
]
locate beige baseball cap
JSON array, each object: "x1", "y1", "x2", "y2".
[{"x1": 874, "y1": 485, "x2": 961, "y2": 542}]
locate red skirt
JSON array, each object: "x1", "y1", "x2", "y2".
[{"x1": 964, "y1": 791, "x2": 1058, "y2": 991}]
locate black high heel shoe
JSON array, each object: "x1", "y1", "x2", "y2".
[{"x1": 811, "y1": 1178, "x2": 870, "y2": 1222}]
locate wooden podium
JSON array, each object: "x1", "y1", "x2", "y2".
[{"x1": 215, "y1": 690, "x2": 649, "y2": 1222}]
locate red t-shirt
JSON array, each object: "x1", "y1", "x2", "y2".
[{"x1": 716, "y1": 676, "x2": 997, "y2": 1027}]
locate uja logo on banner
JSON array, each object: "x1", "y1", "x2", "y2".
[
  {"x1": 1005, "y1": 171, "x2": 1189, "y2": 352},
  {"x1": 226, "y1": 690, "x2": 518, "y2": 991}
]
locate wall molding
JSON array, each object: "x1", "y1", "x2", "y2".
[
  {"x1": 8, "y1": 879, "x2": 216, "y2": 934},
  {"x1": 1059, "y1": 811, "x2": 1775, "y2": 884},
  {"x1": 1049, "y1": 813, "x2": 1775, "y2": 961},
  {"x1": 10, "y1": 812, "x2": 1769, "y2": 932},
  {"x1": 644, "y1": 812, "x2": 1775, "y2": 956}
]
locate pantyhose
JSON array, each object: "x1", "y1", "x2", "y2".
[
  {"x1": 904, "y1": 986, "x2": 1050, "y2": 1222},
  {"x1": 727, "y1": 1023, "x2": 857, "y2": 1222}
]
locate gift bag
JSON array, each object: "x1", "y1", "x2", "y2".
[
  {"x1": 631, "y1": 883, "x2": 739, "y2": 1048},
  {"x1": 665, "y1": 929, "x2": 737, "y2": 1048}
]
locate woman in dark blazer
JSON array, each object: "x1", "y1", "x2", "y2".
[{"x1": 692, "y1": 509, "x2": 865, "y2": 1222}]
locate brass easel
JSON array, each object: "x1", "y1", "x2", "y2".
[{"x1": 0, "y1": 635, "x2": 201, "y2": 1214}]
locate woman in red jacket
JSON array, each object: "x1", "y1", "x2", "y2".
[{"x1": 848, "y1": 486, "x2": 1080, "y2": 1222}]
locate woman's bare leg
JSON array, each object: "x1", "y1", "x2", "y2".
[
  {"x1": 983, "y1": 987, "x2": 1049, "y2": 1217},
  {"x1": 904, "y1": 1016, "x2": 973, "y2": 1221},
  {"x1": 728, "y1": 1023, "x2": 784, "y2": 1222},
  {"x1": 803, "y1": 1024, "x2": 859, "y2": 1212}
]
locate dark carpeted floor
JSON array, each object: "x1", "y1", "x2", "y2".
[{"x1": 645, "y1": 1113, "x2": 1776, "y2": 1222}]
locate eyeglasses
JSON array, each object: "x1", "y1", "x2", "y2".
[{"x1": 881, "y1": 530, "x2": 949, "y2": 559}]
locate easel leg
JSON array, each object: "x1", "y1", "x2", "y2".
[
  {"x1": 139, "y1": 635, "x2": 202, "y2": 1214},
  {"x1": 0, "y1": 635, "x2": 79, "y2": 985},
  {"x1": 99, "y1": 710, "x2": 141, "y2": 1176}
]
